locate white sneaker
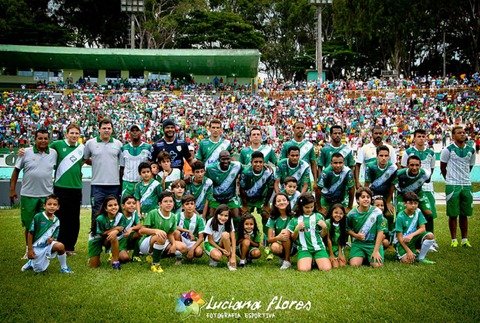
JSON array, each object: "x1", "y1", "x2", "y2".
[
  {"x1": 227, "y1": 262, "x2": 237, "y2": 271},
  {"x1": 21, "y1": 261, "x2": 32, "y2": 272},
  {"x1": 209, "y1": 259, "x2": 218, "y2": 267},
  {"x1": 280, "y1": 261, "x2": 291, "y2": 270}
]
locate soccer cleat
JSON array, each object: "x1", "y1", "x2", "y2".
[
  {"x1": 227, "y1": 262, "x2": 237, "y2": 271},
  {"x1": 60, "y1": 266, "x2": 74, "y2": 274},
  {"x1": 264, "y1": 246, "x2": 271, "y2": 255},
  {"x1": 280, "y1": 261, "x2": 291, "y2": 270},
  {"x1": 107, "y1": 253, "x2": 112, "y2": 262},
  {"x1": 150, "y1": 263, "x2": 164, "y2": 273},
  {"x1": 209, "y1": 259, "x2": 218, "y2": 267},
  {"x1": 112, "y1": 261, "x2": 121, "y2": 270},
  {"x1": 451, "y1": 240, "x2": 458, "y2": 248},
  {"x1": 266, "y1": 253, "x2": 274, "y2": 261},
  {"x1": 461, "y1": 240, "x2": 472, "y2": 248},
  {"x1": 21, "y1": 261, "x2": 33, "y2": 272},
  {"x1": 145, "y1": 255, "x2": 153, "y2": 264},
  {"x1": 132, "y1": 256, "x2": 142, "y2": 263},
  {"x1": 418, "y1": 258, "x2": 436, "y2": 265}
]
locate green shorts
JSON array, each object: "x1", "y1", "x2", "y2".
[
  {"x1": 446, "y1": 185, "x2": 473, "y2": 217},
  {"x1": 396, "y1": 191, "x2": 431, "y2": 214},
  {"x1": 297, "y1": 249, "x2": 329, "y2": 260},
  {"x1": 121, "y1": 181, "x2": 137, "y2": 199},
  {"x1": 423, "y1": 191, "x2": 437, "y2": 219},
  {"x1": 118, "y1": 233, "x2": 138, "y2": 251},
  {"x1": 203, "y1": 241, "x2": 217, "y2": 257},
  {"x1": 236, "y1": 244, "x2": 260, "y2": 256},
  {"x1": 320, "y1": 196, "x2": 348, "y2": 212},
  {"x1": 246, "y1": 200, "x2": 266, "y2": 212},
  {"x1": 20, "y1": 196, "x2": 46, "y2": 228},
  {"x1": 349, "y1": 242, "x2": 384, "y2": 263},
  {"x1": 209, "y1": 196, "x2": 241, "y2": 209},
  {"x1": 88, "y1": 237, "x2": 106, "y2": 258},
  {"x1": 395, "y1": 232, "x2": 429, "y2": 258}
]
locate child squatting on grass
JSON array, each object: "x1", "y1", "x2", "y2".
[
  {"x1": 22, "y1": 194, "x2": 73, "y2": 274},
  {"x1": 174, "y1": 194, "x2": 205, "y2": 261},
  {"x1": 326, "y1": 203, "x2": 348, "y2": 269},
  {"x1": 236, "y1": 213, "x2": 262, "y2": 268}
]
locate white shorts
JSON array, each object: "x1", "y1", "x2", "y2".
[
  {"x1": 30, "y1": 241, "x2": 58, "y2": 273},
  {"x1": 139, "y1": 236, "x2": 170, "y2": 255},
  {"x1": 181, "y1": 235, "x2": 196, "y2": 250}
]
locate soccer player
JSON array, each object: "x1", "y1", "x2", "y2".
[
  {"x1": 174, "y1": 194, "x2": 205, "y2": 261},
  {"x1": 239, "y1": 126, "x2": 277, "y2": 166},
  {"x1": 275, "y1": 146, "x2": 311, "y2": 194},
  {"x1": 317, "y1": 152, "x2": 355, "y2": 215},
  {"x1": 401, "y1": 129, "x2": 436, "y2": 232},
  {"x1": 440, "y1": 126, "x2": 476, "y2": 248},
  {"x1": 196, "y1": 119, "x2": 232, "y2": 166},
  {"x1": 134, "y1": 162, "x2": 163, "y2": 217},
  {"x1": 186, "y1": 160, "x2": 213, "y2": 219},
  {"x1": 317, "y1": 125, "x2": 355, "y2": 173},
  {"x1": 205, "y1": 150, "x2": 243, "y2": 219}
]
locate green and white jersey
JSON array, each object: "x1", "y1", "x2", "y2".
[
  {"x1": 123, "y1": 211, "x2": 140, "y2": 234},
  {"x1": 195, "y1": 138, "x2": 232, "y2": 166},
  {"x1": 240, "y1": 166, "x2": 274, "y2": 202},
  {"x1": 203, "y1": 218, "x2": 235, "y2": 243},
  {"x1": 287, "y1": 212, "x2": 327, "y2": 252},
  {"x1": 186, "y1": 178, "x2": 213, "y2": 212},
  {"x1": 173, "y1": 197, "x2": 183, "y2": 214},
  {"x1": 282, "y1": 190, "x2": 301, "y2": 209},
  {"x1": 317, "y1": 143, "x2": 355, "y2": 168},
  {"x1": 365, "y1": 160, "x2": 397, "y2": 197},
  {"x1": 395, "y1": 209, "x2": 427, "y2": 235},
  {"x1": 346, "y1": 206, "x2": 385, "y2": 243},
  {"x1": 401, "y1": 146, "x2": 435, "y2": 192},
  {"x1": 239, "y1": 145, "x2": 278, "y2": 166},
  {"x1": 29, "y1": 212, "x2": 60, "y2": 244},
  {"x1": 120, "y1": 142, "x2": 152, "y2": 182},
  {"x1": 206, "y1": 161, "x2": 242, "y2": 202},
  {"x1": 440, "y1": 143, "x2": 476, "y2": 185},
  {"x1": 275, "y1": 159, "x2": 311, "y2": 190},
  {"x1": 176, "y1": 212, "x2": 206, "y2": 238},
  {"x1": 140, "y1": 209, "x2": 177, "y2": 247},
  {"x1": 134, "y1": 179, "x2": 163, "y2": 214},
  {"x1": 266, "y1": 215, "x2": 291, "y2": 236},
  {"x1": 394, "y1": 168, "x2": 429, "y2": 195},
  {"x1": 317, "y1": 165, "x2": 354, "y2": 203},
  {"x1": 326, "y1": 218, "x2": 341, "y2": 253},
  {"x1": 236, "y1": 230, "x2": 262, "y2": 244},
  {"x1": 280, "y1": 139, "x2": 316, "y2": 163},
  {"x1": 50, "y1": 140, "x2": 84, "y2": 189},
  {"x1": 356, "y1": 142, "x2": 396, "y2": 165},
  {"x1": 95, "y1": 213, "x2": 126, "y2": 236}
]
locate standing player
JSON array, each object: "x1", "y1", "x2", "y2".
[
  {"x1": 440, "y1": 126, "x2": 476, "y2": 248},
  {"x1": 317, "y1": 125, "x2": 355, "y2": 173},
  {"x1": 401, "y1": 129, "x2": 436, "y2": 233},
  {"x1": 239, "y1": 127, "x2": 277, "y2": 166},
  {"x1": 196, "y1": 119, "x2": 232, "y2": 166},
  {"x1": 275, "y1": 146, "x2": 311, "y2": 194}
]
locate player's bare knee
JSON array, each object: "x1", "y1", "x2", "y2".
[
  {"x1": 220, "y1": 232, "x2": 230, "y2": 240},
  {"x1": 250, "y1": 249, "x2": 261, "y2": 259}
]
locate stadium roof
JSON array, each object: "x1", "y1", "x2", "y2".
[{"x1": 0, "y1": 45, "x2": 260, "y2": 77}]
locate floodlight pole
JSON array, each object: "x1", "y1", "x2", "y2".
[
  {"x1": 310, "y1": 0, "x2": 332, "y2": 83},
  {"x1": 130, "y1": 14, "x2": 135, "y2": 49},
  {"x1": 121, "y1": 0, "x2": 144, "y2": 49}
]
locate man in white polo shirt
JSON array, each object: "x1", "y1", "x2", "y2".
[
  {"x1": 84, "y1": 118, "x2": 122, "y2": 232},
  {"x1": 10, "y1": 129, "x2": 57, "y2": 256}
]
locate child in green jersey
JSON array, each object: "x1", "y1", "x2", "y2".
[
  {"x1": 203, "y1": 204, "x2": 237, "y2": 271},
  {"x1": 88, "y1": 196, "x2": 128, "y2": 270},
  {"x1": 171, "y1": 179, "x2": 186, "y2": 214},
  {"x1": 150, "y1": 161, "x2": 161, "y2": 182},
  {"x1": 347, "y1": 187, "x2": 385, "y2": 268},
  {"x1": 186, "y1": 160, "x2": 212, "y2": 218},
  {"x1": 22, "y1": 195, "x2": 73, "y2": 274},
  {"x1": 120, "y1": 195, "x2": 143, "y2": 262},
  {"x1": 174, "y1": 194, "x2": 205, "y2": 261},
  {"x1": 288, "y1": 193, "x2": 331, "y2": 272},
  {"x1": 372, "y1": 195, "x2": 391, "y2": 249},
  {"x1": 326, "y1": 204, "x2": 347, "y2": 269},
  {"x1": 135, "y1": 162, "x2": 162, "y2": 218},
  {"x1": 266, "y1": 193, "x2": 294, "y2": 270},
  {"x1": 282, "y1": 176, "x2": 301, "y2": 210},
  {"x1": 236, "y1": 213, "x2": 261, "y2": 267}
]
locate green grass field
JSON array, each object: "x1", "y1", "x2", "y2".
[{"x1": 1, "y1": 207, "x2": 479, "y2": 322}]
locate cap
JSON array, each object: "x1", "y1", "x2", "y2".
[
  {"x1": 129, "y1": 124, "x2": 141, "y2": 131},
  {"x1": 162, "y1": 119, "x2": 175, "y2": 129}
]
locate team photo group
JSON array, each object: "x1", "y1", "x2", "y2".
[{"x1": 10, "y1": 116, "x2": 476, "y2": 274}]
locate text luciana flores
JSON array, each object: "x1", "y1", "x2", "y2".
[{"x1": 203, "y1": 296, "x2": 312, "y2": 312}]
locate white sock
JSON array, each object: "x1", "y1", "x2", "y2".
[
  {"x1": 462, "y1": 238, "x2": 468, "y2": 243},
  {"x1": 239, "y1": 259, "x2": 246, "y2": 265},
  {"x1": 452, "y1": 239, "x2": 457, "y2": 243},
  {"x1": 418, "y1": 239, "x2": 434, "y2": 260},
  {"x1": 175, "y1": 251, "x2": 183, "y2": 259},
  {"x1": 58, "y1": 254, "x2": 68, "y2": 268}
]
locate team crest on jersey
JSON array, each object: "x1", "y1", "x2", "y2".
[
  {"x1": 63, "y1": 148, "x2": 67, "y2": 152},
  {"x1": 177, "y1": 145, "x2": 182, "y2": 151}
]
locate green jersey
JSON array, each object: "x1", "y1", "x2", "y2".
[
  {"x1": 346, "y1": 206, "x2": 385, "y2": 243},
  {"x1": 239, "y1": 145, "x2": 278, "y2": 166},
  {"x1": 280, "y1": 139, "x2": 316, "y2": 163},
  {"x1": 240, "y1": 166, "x2": 274, "y2": 202},
  {"x1": 394, "y1": 168, "x2": 429, "y2": 196},
  {"x1": 275, "y1": 159, "x2": 311, "y2": 190},
  {"x1": 29, "y1": 212, "x2": 60, "y2": 244},
  {"x1": 50, "y1": 139, "x2": 84, "y2": 189},
  {"x1": 401, "y1": 146, "x2": 435, "y2": 192},
  {"x1": 318, "y1": 143, "x2": 355, "y2": 169},
  {"x1": 440, "y1": 143, "x2": 476, "y2": 186},
  {"x1": 173, "y1": 197, "x2": 183, "y2": 214},
  {"x1": 317, "y1": 165, "x2": 354, "y2": 203},
  {"x1": 266, "y1": 215, "x2": 291, "y2": 236},
  {"x1": 287, "y1": 212, "x2": 327, "y2": 252},
  {"x1": 206, "y1": 161, "x2": 242, "y2": 202},
  {"x1": 326, "y1": 218, "x2": 341, "y2": 254},
  {"x1": 236, "y1": 230, "x2": 262, "y2": 244},
  {"x1": 176, "y1": 212, "x2": 206, "y2": 238},
  {"x1": 196, "y1": 138, "x2": 232, "y2": 166},
  {"x1": 365, "y1": 160, "x2": 397, "y2": 197},
  {"x1": 95, "y1": 213, "x2": 126, "y2": 236},
  {"x1": 134, "y1": 179, "x2": 163, "y2": 214},
  {"x1": 120, "y1": 142, "x2": 152, "y2": 182},
  {"x1": 281, "y1": 190, "x2": 301, "y2": 209},
  {"x1": 140, "y1": 209, "x2": 177, "y2": 245},
  {"x1": 123, "y1": 211, "x2": 140, "y2": 233},
  {"x1": 395, "y1": 209, "x2": 427, "y2": 236},
  {"x1": 186, "y1": 177, "x2": 213, "y2": 212}
]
